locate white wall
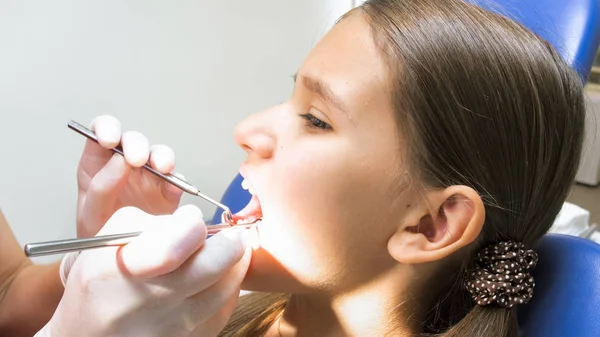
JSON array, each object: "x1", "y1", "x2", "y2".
[
  {"x1": 577, "y1": 88, "x2": 600, "y2": 186},
  {"x1": 0, "y1": 0, "x2": 353, "y2": 263}
]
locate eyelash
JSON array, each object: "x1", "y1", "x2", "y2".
[{"x1": 299, "y1": 113, "x2": 332, "y2": 130}]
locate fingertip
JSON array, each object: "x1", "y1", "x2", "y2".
[
  {"x1": 149, "y1": 144, "x2": 175, "y2": 173},
  {"x1": 237, "y1": 238, "x2": 253, "y2": 271},
  {"x1": 121, "y1": 205, "x2": 207, "y2": 278},
  {"x1": 243, "y1": 226, "x2": 260, "y2": 251},
  {"x1": 172, "y1": 209, "x2": 210, "y2": 265},
  {"x1": 173, "y1": 204, "x2": 205, "y2": 228},
  {"x1": 173, "y1": 204, "x2": 208, "y2": 249},
  {"x1": 91, "y1": 115, "x2": 121, "y2": 149},
  {"x1": 121, "y1": 131, "x2": 150, "y2": 167},
  {"x1": 215, "y1": 229, "x2": 248, "y2": 262},
  {"x1": 96, "y1": 205, "x2": 148, "y2": 236},
  {"x1": 118, "y1": 227, "x2": 186, "y2": 278}
]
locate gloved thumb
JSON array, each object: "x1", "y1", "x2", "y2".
[
  {"x1": 78, "y1": 154, "x2": 131, "y2": 237},
  {"x1": 118, "y1": 204, "x2": 208, "y2": 278},
  {"x1": 83, "y1": 153, "x2": 131, "y2": 208}
]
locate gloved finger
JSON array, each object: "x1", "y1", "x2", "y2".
[
  {"x1": 160, "y1": 172, "x2": 186, "y2": 202},
  {"x1": 81, "y1": 154, "x2": 131, "y2": 234},
  {"x1": 149, "y1": 144, "x2": 183, "y2": 201},
  {"x1": 149, "y1": 144, "x2": 175, "y2": 173},
  {"x1": 90, "y1": 115, "x2": 122, "y2": 149},
  {"x1": 77, "y1": 115, "x2": 122, "y2": 173},
  {"x1": 193, "y1": 288, "x2": 243, "y2": 337},
  {"x1": 121, "y1": 130, "x2": 151, "y2": 167},
  {"x1": 118, "y1": 204, "x2": 208, "y2": 278},
  {"x1": 183, "y1": 244, "x2": 251, "y2": 329},
  {"x1": 95, "y1": 206, "x2": 160, "y2": 235},
  {"x1": 79, "y1": 140, "x2": 113, "y2": 171},
  {"x1": 164, "y1": 227, "x2": 250, "y2": 298},
  {"x1": 59, "y1": 252, "x2": 81, "y2": 287}
]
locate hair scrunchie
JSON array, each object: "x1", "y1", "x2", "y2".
[{"x1": 464, "y1": 241, "x2": 538, "y2": 308}]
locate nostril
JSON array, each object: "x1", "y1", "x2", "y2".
[{"x1": 233, "y1": 115, "x2": 276, "y2": 159}]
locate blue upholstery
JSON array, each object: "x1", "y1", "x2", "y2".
[
  {"x1": 210, "y1": 173, "x2": 250, "y2": 225},
  {"x1": 467, "y1": 0, "x2": 600, "y2": 81},
  {"x1": 518, "y1": 234, "x2": 600, "y2": 337},
  {"x1": 213, "y1": 0, "x2": 600, "y2": 335}
]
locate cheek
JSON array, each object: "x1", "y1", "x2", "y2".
[
  {"x1": 263, "y1": 143, "x2": 351, "y2": 257},
  {"x1": 259, "y1": 139, "x2": 401, "y2": 280},
  {"x1": 277, "y1": 141, "x2": 397, "y2": 221},
  {"x1": 275, "y1": 141, "x2": 363, "y2": 226}
]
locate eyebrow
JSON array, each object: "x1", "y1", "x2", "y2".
[{"x1": 293, "y1": 73, "x2": 349, "y2": 115}]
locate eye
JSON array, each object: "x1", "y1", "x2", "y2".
[{"x1": 299, "y1": 113, "x2": 332, "y2": 130}]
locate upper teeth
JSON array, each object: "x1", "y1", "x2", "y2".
[{"x1": 241, "y1": 179, "x2": 256, "y2": 195}]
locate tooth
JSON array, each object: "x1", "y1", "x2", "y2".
[
  {"x1": 249, "y1": 187, "x2": 256, "y2": 195},
  {"x1": 241, "y1": 179, "x2": 250, "y2": 190}
]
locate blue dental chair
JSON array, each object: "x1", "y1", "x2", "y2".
[{"x1": 213, "y1": 0, "x2": 600, "y2": 336}]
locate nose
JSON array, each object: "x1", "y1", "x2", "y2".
[{"x1": 234, "y1": 108, "x2": 277, "y2": 160}]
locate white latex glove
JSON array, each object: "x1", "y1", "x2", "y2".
[
  {"x1": 36, "y1": 205, "x2": 252, "y2": 337},
  {"x1": 75, "y1": 115, "x2": 183, "y2": 238}
]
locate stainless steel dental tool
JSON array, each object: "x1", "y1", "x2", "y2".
[
  {"x1": 22, "y1": 120, "x2": 239, "y2": 257},
  {"x1": 24, "y1": 224, "x2": 254, "y2": 257},
  {"x1": 67, "y1": 120, "x2": 234, "y2": 224}
]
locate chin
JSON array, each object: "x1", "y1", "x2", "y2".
[
  {"x1": 240, "y1": 249, "x2": 317, "y2": 294},
  {"x1": 232, "y1": 220, "x2": 313, "y2": 294}
]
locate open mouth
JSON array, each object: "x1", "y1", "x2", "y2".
[{"x1": 232, "y1": 178, "x2": 263, "y2": 225}]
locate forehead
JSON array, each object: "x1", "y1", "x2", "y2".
[{"x1": 297, "y1": 12, "x2": 391, "y2": 116}]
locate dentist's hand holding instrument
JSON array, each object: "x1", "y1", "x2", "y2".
[
  {"x1": 75, "y1": 115, "x2": 191, "y2": 238},
  {"x1": 32, "y1": 116, "x2": 254, "y2": 336},
  {"x1": 37, "y1": 205, "x2": 253, "y2": 337}
]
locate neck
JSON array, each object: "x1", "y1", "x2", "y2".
[{"x1": 276, "y1": 269, "x2": 419, "y2": 337}]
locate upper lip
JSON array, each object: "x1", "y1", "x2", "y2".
[{"x1": 239, "y1": 168, "x2": 258, "y2": 195}]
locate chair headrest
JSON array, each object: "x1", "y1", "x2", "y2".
[
  {"x1": 467, "y1": 0, "x2": 600, "y2": 81},
  {"x1": 518, "y1": 234, "x2": 600, "y2": 336}
]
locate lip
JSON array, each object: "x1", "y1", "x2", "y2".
[
  {"x1": 238, "y1": 165, "x2": 260, "y2": 195},
  {"x1": 234, "y1": 167, "x2": 263, "y2": 224},
  {"x1": 238, "y1": 165, "x2": 250, "y2": 181},
  {"x1": 238, "y1": 166, "x2": 253, "y2": 193}
]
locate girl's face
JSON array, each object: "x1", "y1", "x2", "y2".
[{"x1": 235, "y1": 13, "x2": 414, "y2": 293}]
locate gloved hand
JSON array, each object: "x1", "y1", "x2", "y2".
[
  {"x1": 76, "y1": 115, "x2": 183, "y2": 238},
  {"x1": 36, "y1": 205, "x2": 252, "y2": 337}
]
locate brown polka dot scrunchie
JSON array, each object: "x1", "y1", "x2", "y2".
[{"x1": 464, "y1": 241, "x2": 538, "y2": 308}]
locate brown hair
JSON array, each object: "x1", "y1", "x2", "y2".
[{"x1": 220, "y1": 0, "x2": 586, "y2": 336}]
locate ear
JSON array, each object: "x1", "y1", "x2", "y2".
[{"x1": 387, "y1": 185, "x2": 485, "y2": 264}]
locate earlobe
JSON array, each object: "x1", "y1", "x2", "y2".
[{"x1": 388, "y1": 186, "x2": 485, "y2": 265}]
